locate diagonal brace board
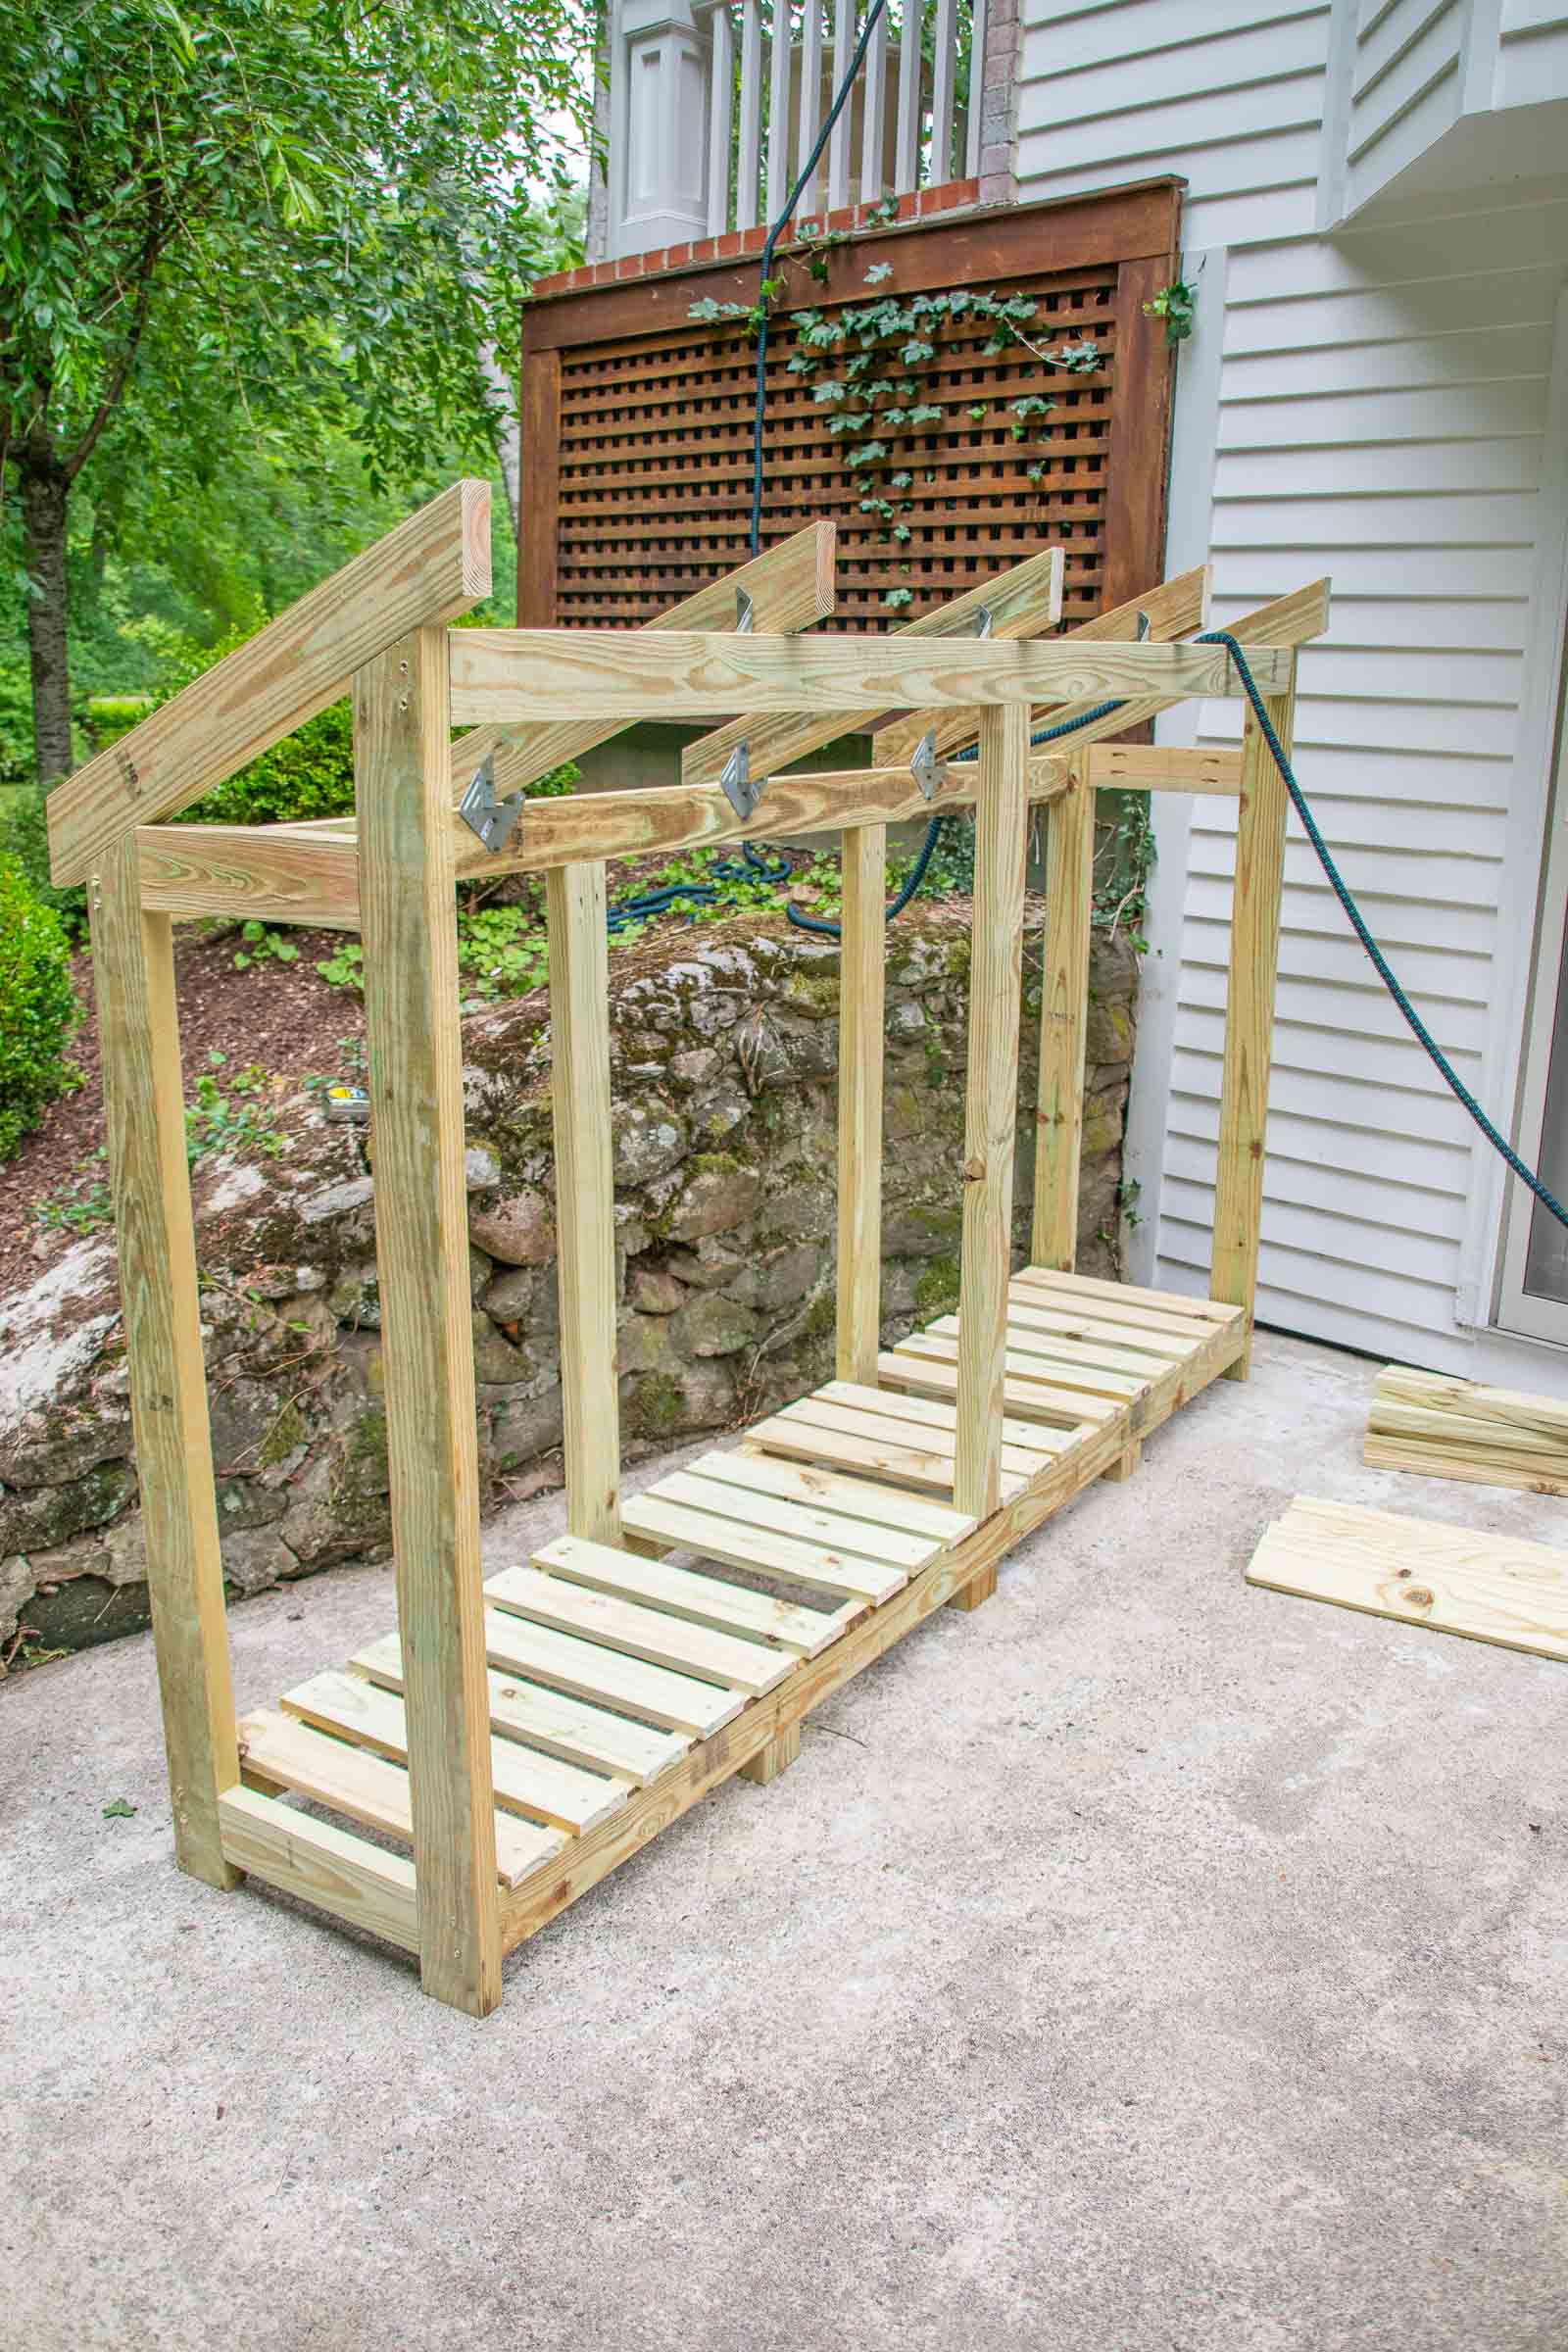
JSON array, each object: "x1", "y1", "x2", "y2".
[
  {"x1": 679, "y1": 544, "x2": 1065, "y2": 792},
  {"x1": 50, "y1": 479, "x2": 492, "y2": 886}
]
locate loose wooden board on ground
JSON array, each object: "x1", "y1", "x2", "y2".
[{"x1": 1247, "y1": 1495, "x2": 1568, "y2": 1663}]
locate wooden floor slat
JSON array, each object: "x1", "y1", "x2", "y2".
[
  {"x1": 621, "y1": 1489, "x2": 906, "y2": 1603},
  {"x1": 353, "y1": 1634, "x2": 689, "y2": 1786},
  {"x1": 815, "y1": 1378, "x2": 1070, "y2": 1457},
  {"x1": 537, "y1": 1531, "x2": 858, "y2": 1656},
  {"x1": 998, "y1": 1298, "x2": 1191, "y2": 1366},
  {"x1": 885, "y1": 1331, "x2": 1121, "y2": 1425},
  {"x1": 238, "y1": 1707, "x2": 563, "y2": 1889},
  {"x1": 924, "y1": 1315, "x2": 1149, "y2": 1399},
  {"x1": 1248, "y1": 1494, "x2": 1568, "y2": 1662},
  {"x1": 689, "y1": 1447, "x2": 971, "y2": 1543},
  {"x1": 776, "y1": 1394, "x2": 1050, "y2": 1480},
  {"x1": 1009, "y1": 1268, "x2": 1226, "y2": 1340},
  {"x1": 653, "y1": 1464, "x2": 941, "y2": 1571},
  {"x1": 281, "y1": 1667, "x2": 628, "y2": 1835},
  {"x1": 750, "y1": 1405, "x2": 1028, "y2": 1500},
  {"x1": 488, "y1": 1563, "x2": 792, "y2": 1695},
  {"x1": 1015, "y1": 1265, "x2": 1242, "y2": 1325},
  {"x1": 219, "y1": 1787, "x2": 420, "y2": 1953},
  {"x1": 477, "y1": 1604, "x2": 745, "y2": 1737}
]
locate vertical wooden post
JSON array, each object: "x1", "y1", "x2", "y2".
[
  {"x1": 358, "y1": 626, "x2": 501, "y2": 2017},
  {"x1": 1211, "y1": 682, "x2": 1296, "y2": 1379},
  {"x1": 953, "y1": 704, "x2": 1030, "y2": 1564},
  {"x1": 92, "y1": 837, "x2": 240, "y2": 1888},
  {"x1": 547, "y1": 860, "x2": 621, "y2": 1543},
  {"x1": 836, "y1": 823, "x2": 886, "y2": 1384},
  {"x1": 1031, "y1": 764, "x2": 1094, "y2": 1270},
  {"x1": 515, "y1": 350, "x2": 561, "y2": 627}
]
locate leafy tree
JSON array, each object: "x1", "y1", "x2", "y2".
[{"x1": 0, "y1": 0, "x2": 590, "y2": 784}]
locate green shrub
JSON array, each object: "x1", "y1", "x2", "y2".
[
  {"x1": 191, "y1": 699, "x2": 356, "y2": 826},
  {"x1": 0, "y1": 860, "x2": 82, "y2": 1161},
  {"x1": 0, "y1": 784, "x2": 89, "y2": 940}
]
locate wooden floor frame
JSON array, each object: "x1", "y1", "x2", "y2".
[{"x1": 49, "y1": 477, "x2": 1329, "y2": 2016}]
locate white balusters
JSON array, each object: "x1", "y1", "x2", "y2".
[
  {"x1": 736, "y1": 0, "x2": 764, "y2": 231},
  {"x1": 798, "y1": 2, "x2": 824, "y2": 213},
  {"x1": 964, "y1": 0, "x2": 988, "y2": 177},
  {"x1": 707, "y1": 4, "x2": 736, "y2": 236},
  {"x1": 858, "y1": 4, "x2": 889, "y2": 205},
  {"x1": 767, "y1": 3, "x2": 796, "y2": 222},
  {"x1": 827, "y1": 0, "x2": 856, "y2": 210},
  {"x1": 895, "y1": 0, "x2": 923, "y2": 194},
  {"x1": 610, "y1": 0, "x2": 992, "y2": 256},
  {"x1": 929, "y1": 0, "x2": 957, "y2": 189}
]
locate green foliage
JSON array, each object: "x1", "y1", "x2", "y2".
[
  {"x1": 1144, "y1": 279, "x2": 1198, "y2": 347},
  {"x1": 0, "y1": 858, "x2": 82, "y2": 1161},
  {"x1": 34, "y1": 1160, "x2": 115, "y2": 1235},
  {"x1": 316, "y1": 941, "x2": 366, "y2": 993},
  {"x1": 185, "y1": 1052, "x2": 285, "y2": 1165},
  {"x1": 693, "y1": 265, "x2": 1103, "y2": 613},
  {"x1": 232, "y1": 920, "x2": 299, "y2": 972},
  {"x1": 0, "y1": 781, "x2": 88, "y2": 937},
  {"x1": 1094, "y1": 792, "x2": 1157, "y2": 953}
]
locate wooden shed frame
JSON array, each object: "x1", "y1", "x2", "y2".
[{"x1": 49, "y1": 479, "x2": 1328, "y2": 2018}]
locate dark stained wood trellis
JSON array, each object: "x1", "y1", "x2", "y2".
[{"x1": 516, "y1": 180, "x2": 1182, "y2": 635}]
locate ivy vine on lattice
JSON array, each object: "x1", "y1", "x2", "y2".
[{"x1": 689, "y1": 230, "x2": 1103, "y2": 611}]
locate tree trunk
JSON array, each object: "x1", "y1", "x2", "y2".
[{"x1": 20, "y1": 454, "x2": 74, "y2": 786}]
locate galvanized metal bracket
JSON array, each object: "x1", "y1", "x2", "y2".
[
  {"x1": 735, "y1": 588, "x2": 755, "y2": 634},
  {"x1": 910, "y1": 727, "x2": 945, "y2": 805},
  {"x1": 1135, "y1": 610, "x2": 1152, "y2": 642},
  {"x1": 459, "y1": 754, "x2": 525, "y2": 855},
  {"x1": 719, "y1": 740, "x2": 764, "y2": 823},
  {"x1": 973, "y1": 606, "x2": 994, "y2": 640}
]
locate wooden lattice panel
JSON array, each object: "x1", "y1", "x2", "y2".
[{"x1": 518, "y1": 181, "x2": 1181, "y2": 636}]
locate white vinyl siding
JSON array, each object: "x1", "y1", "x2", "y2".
[
  {"x1": 1017, "y1": 2, "x2": 1334, "y2": 251},
  {"x1": 1495, "y1": 7, "x2": 1568, "y2": 110},
  {"x1": 1149, "y1": 196, "x2": 1568, "y2": 1371}
]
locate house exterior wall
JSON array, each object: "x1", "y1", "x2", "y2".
[{"x1": 1019, "y1": 0, "x2": 1568, "y2": 1389}]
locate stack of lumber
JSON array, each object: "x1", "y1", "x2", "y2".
[
  {"x1": 1248, "y1": 1495, "x2": 1568, "y2": 1662},
  {"x1": 1364, "y1": 1363, "x2": 1568, "y2": 1497}
]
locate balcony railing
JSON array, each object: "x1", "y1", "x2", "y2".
[{"x1": 605, "y1": 0, "x2": 996, "y2": 260}]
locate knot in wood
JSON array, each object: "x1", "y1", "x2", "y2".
[{"x1": 962, "y1": 1155, "x2": 987, "y2": 1182}]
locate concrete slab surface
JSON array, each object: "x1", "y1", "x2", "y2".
[{"x1": 2, "y1": 1330, "x2": 1565, "y2": 2351}]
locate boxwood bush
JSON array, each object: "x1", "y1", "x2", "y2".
[{"x1": 0, "y1": 859, "x2": 82, "y2": 1161}]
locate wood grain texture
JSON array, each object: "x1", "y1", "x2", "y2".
[
  {"x1": 219, "y1": 1787, "x2": 419, "y2": 1954},
  {"x1": 91, "y1": 842, "x2": 240, "y2": 1888},
  {"x1": 450, "y1": 629, "x2": 1292, "y2": 726},
  {"x1": 51, "y1": 480, "x2": 489, "y2": 885},
  {"x1": 683, "y1": 546, "x2": 1064, "y2": 789},
  {"x1": 515, "y1": 352, "x2": 561, "y2": 628},
  {"x1": 1248, "y1": 1495, "x2": 1568, "y2": 1663},
  {"x1": 356, "y1": 626, "x2": 501, "y2": 2017},
  {"x1": 1085, "y1": 743, "x2": 1243, "y2": 795},
  {"x1": 519, "y1": 181, "x2": 1185, "y2": 350},
  {"x1": 1364, "y1": 1362, "x2": 1568, "y2": 1493},
  {"x1": 954, "y1": 704, "x2": 1030, "y2": 1524},
  {"x1": 475, "y1": 520, "x2": 835, "y2": 803},
  {"x1": 1032, "y1": 768, "x2": 1095, "y2": 1270},
  {"x1": 871, "y1": 564, "x2": 1211, "y2": 772},
  {"x1": 837, "y1": 823, "x2": 886, "y2": 1384},
  {"x1": 546, "y1": 860, "x2": 621, "y2": 1544},
  {"x1": 1102, "y1": 255, "x2": 1176, "y2": 613},
  {"x1": 1209, "y1": 681, "x2": 1295, "y2": 1376},
  {"x1": 136, "y1": 824, "x2": 361, "y2": 928}
]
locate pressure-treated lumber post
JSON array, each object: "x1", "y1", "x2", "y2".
[
  {"x1": 1031, "y1": 761, "x2": 1094, "y2": 1270},
  {"x1": 92, "y1": 837, "x2": 240, "y2": 1888},
  {"x1": 952, "y1": 705, "x2": 1031, "y2": 1593},
  {"x1": 357, "y1": 627, "x2": 501, "y2": 2016},
  {"x1": 546, "y1": 860, "x2": 621, "y2": 1543},
  {"x1": 836, "y1": 824, "x2": 886, "y2": 1384},
  {"x1": 1211, "y1": 683, "x2": 1296, "y2": 1379}
]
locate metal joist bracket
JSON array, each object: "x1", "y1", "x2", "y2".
[
  {"x1": 910, "y1": 727, "x2": 945, "y2": 805},
  {"x1": 459, "y1": 754, "x2": 525, "y2": 855},
  {"x1": 719, "y1": 740, "x2": 764, "y2": 823}
]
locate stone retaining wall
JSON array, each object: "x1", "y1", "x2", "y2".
[{"x1": 0, "y1": 907, "x2": 1139, "y2": 1659}]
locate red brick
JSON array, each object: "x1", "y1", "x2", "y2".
[
  {"x1": 826, "y1": 206, "x2": 857, "y2": 233},
  {"x1": 664, "y1": 242, "x2": 692, "y2": 270},
  {"x1": 531, "y1": 271, "x2": 566, "y2": 298},
  {"x1": 741, "y1": 224, "x2": 767, "y2": 253},
  {"x1": 716, "y1": 230, "x2": 743, "y2": 257}
]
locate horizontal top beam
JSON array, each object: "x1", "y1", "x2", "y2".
[
  {"x1": 447, "y1": 631, "x2": 1293, "y2": 725},
  {"x1": 49, "y1": 479, "x2": 491, "y2": 886}
]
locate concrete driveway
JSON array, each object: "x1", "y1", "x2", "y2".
[{"x1": 2, "y1": 1330, "x2": 1564, "y2": 2350}]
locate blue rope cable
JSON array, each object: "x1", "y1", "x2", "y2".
[{"x1": 1199, "y1": 629, "x2": 1568, "y2": 1235}]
